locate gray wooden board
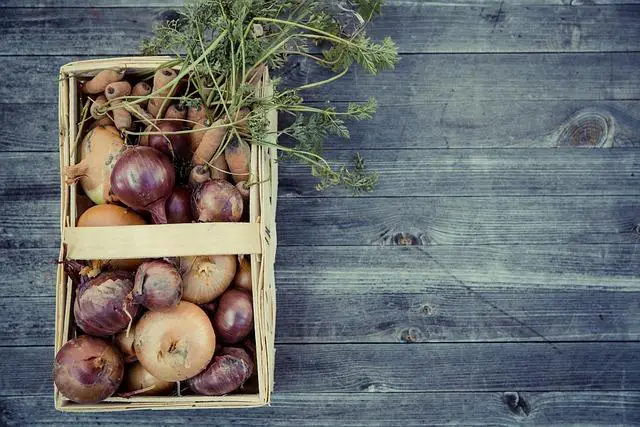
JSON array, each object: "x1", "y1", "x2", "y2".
[
  {"x1": 2, "y1": 5, "x2": 640, "y2": 55},
  {"x1": 3, "y1": 53, "x2": 640, "y2": 104},
  {"x1": 2, "y1": 343, "x2": 640, "y2": 395},
  {"x1": 3, "y1": 100, "x2": 640, "y2": 151},
  {"x1": 1, "y1": 392, "x2": 639, "y2": 426}
]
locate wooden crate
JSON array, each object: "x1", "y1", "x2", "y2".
[{"x1": 56, "y1": 57, "x2": 277, "y2": 412}]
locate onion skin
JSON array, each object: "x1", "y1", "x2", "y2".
[
  {"x1": 74, "y1": 271, "x2": 139, "y2": 336},
  {"x1": 77, "y1": 204, "x2": 147, "y2": 270},
  {"x1": 133, "y1": 260, "x2": 182, "y2": 311},
  {"x1": 134, "y1": 301, "x2": 216, "y2": 382},
  {"x1": 140, "y1": 121, "x2": 190, "y2": 159},
  {"x1": 180, "y1": 255, "x2": 236, "y2": 304},
  {"x1": 191, "y1": 179, "x2": 243, "y2": 222},
  {"x1": 233, "y1": 256, "x2": 252, "y2": 292},
  {"x1": 187, "y1": 347, "x2": 254, "y2": 396},
  {"x1": 122, "y1": 362, "x2": 174, "y2": 396},
  {"x1": 165, "y1": 187, "x2": 193, "y2": 224},
  {"x1": 110, "y1": 146, "x2": 176, "y2": 224},
  {"x1": 213, "y1": 289, "x2": 253, "y2": 344},
  {"x1": 54, "y1": 335, "x2": 124, "y2": 403},
  {"x1": 114, "y1": 326, "x2": 137, "y2": 363}
]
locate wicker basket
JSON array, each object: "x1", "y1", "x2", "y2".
[{"x1": 55, "y1": 57, "x2": 277, "y2": 412}]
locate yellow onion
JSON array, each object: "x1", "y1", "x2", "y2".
[
  {"x1": 179, "y1": 255, "x2": 236, "y2": 304},
  {"x1": 122, "y1": 362, "x2": 174, "y2": 396}
]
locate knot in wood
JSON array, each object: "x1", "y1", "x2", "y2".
[
  {"x1": 400, "y1": 327, "x2": 421, "y2": 343},
  {"x1": 393, "y1": 232, "x2": 420, "y2": 246},
  {"x1": 158, "y1": 10, "x2": 181, "y2": 25},
  {"x1": 556, "y1": 108, "x2": 615, "y2": 147},
  {"x1": 503, "y1": 391, "x2": 530, "y2": 416}
]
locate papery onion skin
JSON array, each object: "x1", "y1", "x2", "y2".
[
  {"x1": 180, "y1": 255, "x2": 236, "y2": 304},
  {"x1": 133, "y1": 260, "x2": 182, "y2": 311},
  {"x1": 54, "y1": 335, "x2": 124, "y2": 403},
  {"x1": 141, "y1": 121, "x2": 191, "y2": 159},
  {"x1": 213, "y1": 289, "x2": 253, "y2": 344},
  {"x1": 134, "y1": 301, "x2": 215, "y2": 381},
  {"x1": 165, "y1": 187, "x2": 193, "y2": 224},
  {"x1": 74, "y1": 271, "x2": 139, "y2": 336},
  {"x1": 191, "y1": 179, "x2": 243, "y2": 223},
  {"x1": 114, "y1": 325, "x2": 137, "y2": 363},
  {"x1": 110, "y1": 146, "x2": 175, "y2": 224},
  {"x1": 233, "y1": 256, "x2": 252, "y2": 292},
  {"x1": 187, "y1": 347, "x2": 254, "y2": 396},
  {"x1": 122, "y1": 362, "x2": 174, "y2": 396}
]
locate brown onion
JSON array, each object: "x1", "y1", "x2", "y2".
[
  {"x1": 54, "y1": 335, "x2": 124, "y2": 403},
  {"x1": 110, "y1": 146, "x2": 175, "y2": 224},
  {"x1": 233, "y1": 256, "x2": 252, "y2": 292},
  {"x1": 114, "y1": 325, "x2": 137, "y2": 363},
  {"x1": 165, "y1": 187, "x2": 193, "y2": 224},
  {"x1": 188, "y1": 165, "x2": 211, "y2": 188},
  {"x1": 122, "y1": 362, "x2": 174, "y2": 396},
  {"x1": 134, "y1": 301, "x2": 215, "y2": 381},
  {"x1": 187, "y1": 347, "x2": 254, "y2": 396},
  {"x1": 192, "y1": 179, "x2": 243, "y2": 222},
  {"x1": 180, "y1": 255, "x2": 236, "y2": 304},
  {"x1": 133, "y1": 260, "x2": 182, "y2": 311},
  {"x1": 140, "y1": 121, "x2": 190, "y2": 159},
  {"x1": 74, "y1": 271, "x2": 139, "y2": 336},
  {"x1": 213, "y1": 289, "x2": 253, "y2": 344}
]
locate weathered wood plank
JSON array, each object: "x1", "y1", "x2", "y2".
[
  {"x1": 3, "y1": 53, "x2": 640, "y2": 104},
  {"x1": 2, "y1": 195, "x2": 640, "y2": 248},
  {"x1": 0, "y1": 249, "x2": 58, "y2": 297},
  {"x1": 2, "y1": 5, "x2": 640, "y2": 55},
  {"x1": 4, "y1": 101, "x2": 640, "y2": 151},
  {"x1": 2, "y1": 391, "x2": 640, "y2": 426},
  {"x1": 2, "y1": 343, "x2": 639, "y2": 395}
]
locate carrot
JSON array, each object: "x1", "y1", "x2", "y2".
[
  {"x1": 105, "y1": 81, "x2": 132, "y2": 100},
  {"x1": 112, "y1": 100, "x2": 132, "y2": 131},
  {"x1": 132, "y1": 81, "x2": 152, "y2": 107},
  {"x1": 210, "y1": 154, "x2": 229, "y2": 180},
  {"x1": 235, "y1": 181, "x2": 250, "y2": 200},
  {"x1": 148, "y1": 68, "x2": 178, "y2": 118},
  {"x1": 192, "y1": 119, "x2": 226, "y2": 166},
  {"x1": 82, "y1": 69, "x2": 124, "y2": 94},
  {"x1": 90, "y1": 95, "x2": 108, "y2": 119},
  {"x1": 187, "y1": 104, "x2": 207, "y2": 125},
  {"x1": 89, "y1": 116, "x2": 114, "y2": 130},
  {"x1": 189, "y1": 117, "x2": 209, "y2": 153},
  {"x1": 165, "y1": 104, "x2": 186, "y2": 120},
  {"x1": 224, "y1": 137, "x2": 251, "y2": 183}
]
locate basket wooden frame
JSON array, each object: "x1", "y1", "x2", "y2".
[{"x1": 56, "y1": 57, "x2": 277, "y2": 412}]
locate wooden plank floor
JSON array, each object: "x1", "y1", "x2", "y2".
[{"x1": 1, "y1": 1, "x2": 639, "y2": 425}]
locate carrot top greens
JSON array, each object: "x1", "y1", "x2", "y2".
[{"x1": 137, "y1": 0, "x2": 399, "y2": 192}]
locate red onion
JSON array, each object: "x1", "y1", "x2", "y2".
[
  {"x1": 141, "y1": 121, "x2": 190, "y2": 159},
  {"x1": 133, "y1": 260, "x2": 183, "y2": 311},
  {"x1": 74, "y1": 271, "x2": 139, "y2": 336},
  {"x1": 188, "y1": 165, "x2": 211, "y2": 188},
  {"x1": 110, "y1": 146, "x2": 175, "y2": 224},
  {"x1": 192, "y1": 179, "x2": 243, "y2": 222},
  {"x1": 199, "y1": 301, "x2": 218, "y2": 317},
  {"x1": 165, "y1": 186, "x2": 193, "y2": 224},
  {"x1": 213, "y1": 289, "x2": 253, "y2": 344},
  {"x1": 233, "y1": 256, "x2": 252, "y2": 292},
  {"x1": 54, "y1": 335, "x2": 124, "y2": 403},
  {"x1": 186, "y1": 347, "x2": 254, "y2": 396}
]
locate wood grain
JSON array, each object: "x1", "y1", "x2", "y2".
[
  {"x1": 2, "y1": 392, "x2": 639, "y2": 426},
  {"x1": 3, "y1": 343, "x2": 639, "y2": 395},
  {"x1": 3, "y1": 53, "x2": 640, "y2": 104},
  {"x1": 2, "y1": 5, "x2": 640, "y2": 55}
]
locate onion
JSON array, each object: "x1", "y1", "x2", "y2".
[
  {"x1": 188, "y1": 165, "x2": 211, "y2": 188},
  {"x1": 65, "y1": 126, "x2": 126, "y2": 205},
  {"x1": 199, "y1": 301, "x2": 217, "y2": 317},
  {"x1": 192, "y1": 179, "x2": 243, "y2": 222},
  {"x1": 114, "y1": 325, "x2": 137, "y2": 363},
  {"x1": 111, "y1": 147, "x2": 176, "y2": 224},
  {"x1": 74, "y1": 270, "x2": 139, "y2": 336},
  {"x1": 77, "y1": 204, "x2": 147, "y2": 270},
  {"x1": 140, "y1": 121, "x2": 190, "y2": 159},
  {"x1": 165, "y1": 187, "x2": 193, "y2": 224},
  {"x1": 122, "y1": 362, "x2": 174, "y2": 396},
  {"x1": 54, "y1": 335, "x2": 124, "y2": 403},
  {"x1": 187, "y1": 347, "x2": 254, "y2": 396},
  {"x1": 134, "y1": 301, "x2": 215, "y2": 381},
  {"x1": 179, "y1": 255, "x2": 236, "y2": 304},
  {"x1": 213, "y1": 289, "x2": 253, "y2": 344},
  {"x1": 133, "y1": 260, "x2": 182, "y2": 311},
  {"x1": 233, "y1": 256, "x2": 252, "y2": 292}
]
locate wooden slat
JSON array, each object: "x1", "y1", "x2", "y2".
[
  {"x1": 0, "y1": 249, "x2": 58, "y2": 297},
  {"x1": 1, "y1": 5, "x2": 640, "y2": 55},
  {"x1": 3, "y1": 53, "x2": 640, "y2": 104},
  {"x1": 2, "y1": 391, "x2": 640, "y2": 425},
  {"x1": 4, "y1": 101, "x2": 640, "y2": 152},
  {"x1": 3, "y1": 343, "x2": 639, "y2": 395}
]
